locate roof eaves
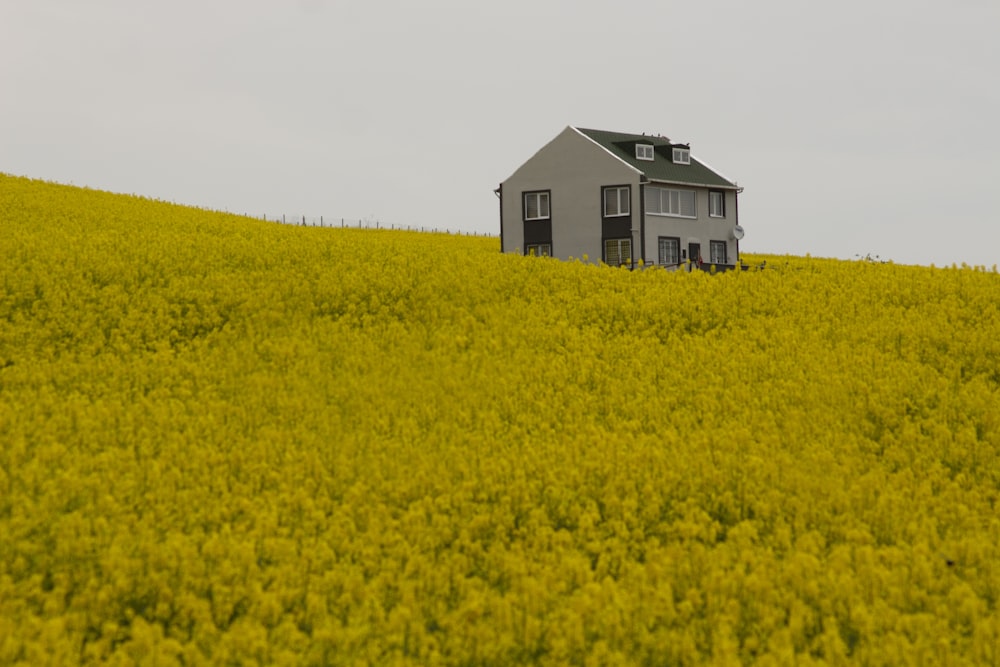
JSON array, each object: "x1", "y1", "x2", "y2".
[
  {"x1": 647, "y1": 178, "x2": 740, "y2": 191},
  {"x1": 571, "y1": 126, "x2": 644, "y2": 177},
  {"x1": 689, "y1": 155, "x2": 738, "y2": 188}
]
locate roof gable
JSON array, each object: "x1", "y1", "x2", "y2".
[{"x1": 575, "y1": 127, "x2": 737, "y2": 189}]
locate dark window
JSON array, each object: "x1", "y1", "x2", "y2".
[
  {"x1": 604, "y1": 238, "x2": 632, "y2": 266},
  {"x1": 526, "y1": 243, "x2": 552, "y2": 257}
]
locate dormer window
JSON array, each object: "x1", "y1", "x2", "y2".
[
  {"x1": 672, "y1": 147, "x2": 690, "y2": 164},
  {"x1": 636, "y1": 144, "x2": 654, "y2": 161}
]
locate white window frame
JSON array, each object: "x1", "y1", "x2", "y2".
[
  {"x1": 658, "y1": 237, "x2": 680, "y2": 266},
  {"x1": 604, "y1": 238, "x2": 632, "y2": 266},
  {"x1": 710, "y1": 240, "x2": 728, "y2": 264},
  {"x1": 636, "y1": 144, "x2": 655, "y2": 161},
  {"x1": 645, "y1": 186, "x2": 697, "y2": 219},
  {"x1": 603, "y1": 186, "x2": 630, "y2": 217},
  {"x1": 523, "y1": 191, "x2": 550, "y2": 221},
  {"x1": 672, "y1": 148, "x2": 690, "y2": 164},
  {"x1": 709, "y1": 191, "x2": 725, "y2": 218}
]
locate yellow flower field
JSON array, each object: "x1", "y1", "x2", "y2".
[{"x1": 2, "y1": 173, "x2": 999, "y2": 665}]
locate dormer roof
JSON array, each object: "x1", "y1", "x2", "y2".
[{"x1": 574, "y1": 127, "x2": 737, "y2": 190}]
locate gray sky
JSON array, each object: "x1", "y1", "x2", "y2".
[{"x1": 4, "y1": 0, "x2": 999, "y2": 267}]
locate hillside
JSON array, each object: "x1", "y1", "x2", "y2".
[{"x1": 2, "y1": 174, "x2": 1000, "y2": 665}]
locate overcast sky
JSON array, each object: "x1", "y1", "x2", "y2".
[{"x1": 4, "y1": 0, "x2": 999, "y2": 267}]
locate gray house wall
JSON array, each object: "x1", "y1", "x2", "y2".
[
  {"x1": 641, "y1": 187, "x2": 739, "y2": 269},
  {"x1": 501, "y1": 127, "x2": 641, "y2": 262}
]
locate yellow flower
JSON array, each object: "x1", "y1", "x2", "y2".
[{"x1": 2, "y1": 173, "x2": 1000, "y2": 664}]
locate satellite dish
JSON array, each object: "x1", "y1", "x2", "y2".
[{"x1": 732, "y1": 225, "x2": 745, "y2": 240}]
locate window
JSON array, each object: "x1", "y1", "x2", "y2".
[
  {"x1": 523, "y1": 191, "x2": 550, "y2": 220},
  {"x1": 636, "y1": 144, "x2": 654, "y2": 161},
  {"x1": 603, "y1": 186, "x2": 630, "y2": 217},
  {"x1": 658, "y1": 237, "x2": 680, "y2": 266},
  {"x1": 710, "y1": 240, "x2": 728, "y2": 264},
  {"x1": 526, "y1": 243, "x2": 552, "y2": 257},
  {"x1": 709, "y1": 191, "x2": 725, "y2": 218},
  {"x1": 645, "y1": 186, "x2": 696, "y2": 218},
  {"x1": 604, "y1": 238, "x2": 632, "y2": 266},
  {"x1": 672, "y1": 148, "x2": 690, "y2": 164}
]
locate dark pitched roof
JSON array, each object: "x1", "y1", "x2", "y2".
[{"x1": 575, "y1": 127, "x2": 737, "y2": 189}]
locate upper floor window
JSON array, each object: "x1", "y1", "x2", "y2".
[
  {"x1": 672, "y1": 148, "x2": 690, "y2": 164},
  {"x1": 603, "y1": 186, "x2": 630, "y2": 217},
  {"x1": 709, "y1": 191, "x2": 725, "y2": 218},
  {"x1": 645, "y1": 186, "x2": 696, "y2": 218},
  {"x1": 636, "y1": 144, "x2": 655, "y2": 161},
  {"x1": 523, "y1": 191, "x2": 550, "y2": 220}
]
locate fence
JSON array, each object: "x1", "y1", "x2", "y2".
[{"x1": 257, "y1": 214, "x2": 497, "y2": 237}]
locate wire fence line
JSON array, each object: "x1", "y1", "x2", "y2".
[{"x1": 256, "y1": 214, "x2": 498, "y2": 237}]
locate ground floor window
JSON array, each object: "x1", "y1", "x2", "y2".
[
  {"x1": 604, "y1": 238, "x2": 632, "y2": 266},
  {"x1": 526, "y1": 243, "x2": 552, "y2": 257},
  {"x1": 710, "y1": 240, "x2": 728, "y2": 264},
  {"x1": 658, "y1": 236, "x2": 680, "y2": 266}
]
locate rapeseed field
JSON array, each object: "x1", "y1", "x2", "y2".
[{"x1": 2, "y1": 173, "x2": 999, "y2": 665}]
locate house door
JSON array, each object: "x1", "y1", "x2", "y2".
[{"x1": 688, "y1": 242, "x2": 701, "y2": 270}]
